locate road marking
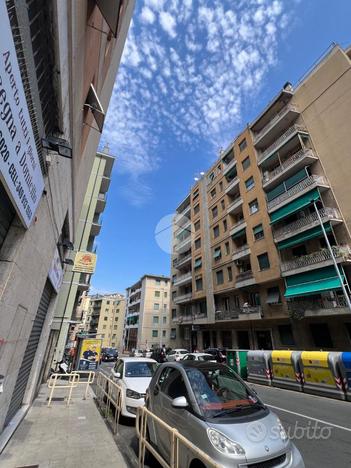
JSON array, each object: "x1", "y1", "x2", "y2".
[{"x1": 267, "y1": 404, "x2": 351, "y2": 432}]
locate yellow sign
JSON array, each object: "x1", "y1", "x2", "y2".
[
  {"x1": 72, "y1": 251, "x2": 97, "y2": 273},
  {"x1": 78, "y1": 338, "x2": 102, "y2": 370}
]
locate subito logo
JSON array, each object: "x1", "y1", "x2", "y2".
[{"x1": 246, "y1": 421, "x2": 267, "y2": 443}]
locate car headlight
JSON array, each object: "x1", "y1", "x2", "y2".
[
  {"x1": 207, "y1": 428, "x2": 245, "y2": 456},
  {"x1": 276, "y1": 419, "x2": 288, "y2": 441},
  {"x1": 126, "y1": 389, "x2": 141, "y2": 399}
]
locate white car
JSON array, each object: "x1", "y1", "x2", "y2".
[
  {"x1": 166, "y1": 348, "x2": 189, "y2": 362},
  {"x1": 181, "y1": 353, "x2": 217, "y2": 362},
  {"x1": 130, "y1": 349, "x2": 144, "y2": 358},
  {"x1": 110, "y1": 357, "x2": 158, "y2": 418}
]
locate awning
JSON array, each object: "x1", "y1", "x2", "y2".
[
  {"x1": 284, "y1": 266, "x2": 343, "y2": 298},
  {"x1": 253, "y1": 224, "x2": 263, "y2": 235},
  {"x1": 267, "y1": 289, "x2": 280, "y2": 304},
  {"x1": 194, "y1": 258, "x2": 202, "y2": 268},
  {"x1": 214, "y1": 249, "x2": 221, "y2": 259},
  {"x1": 277, "y1": 223, "x2": 332, "y2": 250},
  {"x1": 270, "y1": 188, "x2": 320, "y2": 225},
  {"x1": 232, "y1": 228, "x2": 246, "y2": 239}
]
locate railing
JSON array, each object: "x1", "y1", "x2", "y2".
[
  {"x1": 136, "y1": 406, "x2": 221, "y2": 468},
  {"x1": 175, "y1": 220, "x2": 191, "y2": 238},
  {"x1": 225, "y1": 176, "x2": 239, "y2": 192},
  {"x1": 174, "y1": 292, "x2": 192, "y2": 303},
  {"x1": 215, "y1": 306, "x2": 261, "y2": 321},
  {"x1": 258, "y1": 124, "x2": 307, "y2": 162},
  {"x1": 287, "y1": 294, "x2": 347, "y2": 311},
  {"x1": 47, "y1": 373, "x2": 80, "y2": 407},
  {"x1": 223, "y1": 157, "x2": 236, "y2": 174},
  {"x1": 227, "y1": 196, "x2": 243, "y2": 212},
  {"x1": 262, "y1": 148, "x2": 316, "y2": 184},
  {"x1": 95, "y1": 372, "x2": 122, "y2": 435},
  {"x1": 177, "y1": 313, "x2": 207, "y2": 323},
  {"x1": 230, "y1": 218, "x2": 246, "y2": 232},
  {"x1": 273, "y1": 207, "x2": 341, "y2": 240},
  {"x1": 173, "y1": 272, "x2": 192, "y2": 286},
  {"x1": 175, "y1": 234, "x2": 192, "y2": 251},
  {"x1": 174, "y1": 253, "x2": 192, "y2": 267},
  {"x1": 281, "y1": 246, "x2": 351, "y2": 272},
  {"x1": 268, "y1": 175, "x2": 328, "y2": 210},
  {"x1": 236, "y1": 270, "x2": 254, "y2": 282},
  {"x1": 232, "y1": 245, "x2": 250, "y2": 260},
  {"x1": 254, "y1": 104, "x2": 299, "y2": 144}
]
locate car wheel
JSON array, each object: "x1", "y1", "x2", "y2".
[{"x1": 189, "y1": 460, "x2": 206, "y2": 468}]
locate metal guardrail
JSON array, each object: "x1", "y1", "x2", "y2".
[
  {"x1": 253, "y1": 104, "x2": 299, "y2": 144},
  {"x1": 47, "y1": 373, "x2": 80, "y2": 407},
  {"x1": 95, "y1": 372, "x2": 122, "y2": 434},
  {"x1": 136, "y1": 406, "x2": 221, "y2": 468}
]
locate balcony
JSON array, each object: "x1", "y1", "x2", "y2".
[
  {"x1": 227, "y1": 196, "x2": 243, "y2": 215},
  {"x1": 90, "y1": 219, "x2": 102, "y2": 237},
  {"x1": 100, "y1": 175, "x2": 111, "y2": 193},
  {"x1": 253, "y1": 104, "x2": 299, "y2": 148},
  {"x1": 175, "y1": 234, "x2": 192, "y2": 254},
  {"x1": 232, "y1": 245, "x2": 251, "y2": 261},
  {"x1": 174, "y1": 253, "x2": 192, "y2": 269},
  {"x1": 129, "y1": 296, "x2": 141, "y2": 305},
  {"x1": 262, "y1": 148, "x2": 318, "y2": 190},
  {"x1": 173, "y1": 271, "x2": 193, "y2": 287},
  {"x1": 267, "y1": 175, "x2": 329, "y2": 213},
  {"x1": 176, "y1": 312, "x2": 207, "y2": 323},
  {"x1": 129, "y1": 287, "x2": 141, "y2": 297},
  {"x1": 223, "y1": 158, "x2": 237, "y2": 176},
  {"x1": 281, "y1": 245, "x2": 351, "y2": 276},
  {"x1": 287, "y1": 294, "x2": 349, "y2": 318},
  {"x1": 175, "y1": 220, "x2": 191, "y2": 237},
  {"x1": 215, "y1": 306, "x2": 262, "y2": 321},
  {"x1": 125, "y1": 323, "x2": 139, "y2": 329},
  {"x1": 175, "y1": 204, "x2": 191, "y2": 224},
  {"x1": 236, "y1": 270, "x2": 255, "y2": 288},
  {"x1": 230, "y1": 219, "x2": 246, "y2": 237},
  {"x1": 273, "y1": 208, "x2": 342, "y2": 243},
  {"x1": 258, "y1": 124, "x2": 308, "y2": 165},
  {"x1": 95, "y1": 193, "x2": 106, "y2": 213},
  {"x1": 225, "y1": 176, "x2": 240, "y2": 195},
  {"x1": 174, "y1": 292, "x2": 192, "y2": 304}
]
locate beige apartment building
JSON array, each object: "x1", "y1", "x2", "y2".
[
  {"x1": 124, "y1": 275, "x2": 171, "y2": 351},
  {"x1": 171, "y1": 44, "x2": 351, "y2": 352},
  {"x1": 85, "y1": 293, "x2": 126, "y2": 349}
]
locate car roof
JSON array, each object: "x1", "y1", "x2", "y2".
[
  {"x1": 165, "y1": 361, "x2": 226, "y2": 370},
  {"x1": 120, "y1": 357, "x2": 157, "y2": 363},
  {"x1": 185, "y1": 353, "x2": 213, "y2": 357}
]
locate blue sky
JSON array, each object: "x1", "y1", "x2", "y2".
[{"x1": 92, "y1": 0, "x2": 351, "y2": 295}]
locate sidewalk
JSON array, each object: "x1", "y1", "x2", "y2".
[{"x1": 0, "y1": 384, "x2": 127, "y2": 468}]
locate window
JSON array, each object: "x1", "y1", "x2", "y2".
[
  {"x1": 160, "y1": 368, "x2": 189, "y2": 399},
  {"x1": 249, "y1": 199, "x2": 259, "y2": 214},
  {"x1": 239, "y1": 138, "x2": 247, "y2": 152},
  {"x1": 210, "y1": 188, "x2": 216, "y2": 199},
  {"x1": 164, "y1": 303, "x2": 167, "y2": 310},
  {"x1": 214, "y1": 247, "x2": 221, "y2": 260},
  {"x1": 216, "y1": 270, "x2": 224, "y2": 285},
  {"x1": 245, "y1": 176, "x2": 255, "y2": 191},
  {"x1": 227, "y1": 266, "x2": 233, "y2": 281},
  {"x1": 152, "y1": 330, "x2": 158, "y2": 338},
  {"x1": 253, "y1": 224, "x2": 264, "y2": 240},
  {"x1": 212, "y1": 206, "x2": 218, "y2": 218},
  {"x1": 162, "y1": 330, "x2": 166, "y2": 337},
  {"x1": 219, "y1": 181, "x2": 223, "y2": 191},
  {"x1": 195, "y1": 220, "x2": 200, "y2": 231},
  {"x1": 103, "y1": 325, "x2": 107, "y2": 329},
  {"x1": 106, "y1": 301, "x2": 110, "y2": 305},
  {"x1": 194, "y1": 257, "x2": 202, "y2": 269},
  {"x1": 171, "y1": 328, "x2": 176, "y2": 339},
  {"x1": 153, "y1": 316, "x2": 159, "y2": 324},
  {"x1": 116, "y1": 309, "x2": 120, "y2": 313},
  {"x1": 196, "y1": 276, "x2": 203, "y2": 291},
  {"x1": 194, "y1": 204, "x2": 200, "y2": 215},
  {"x1": 213, "y1": 225, "x2": 220, "y2": 238},
  {"x1": 105, "y1": 308, "x2": 109, "y2": 312},
  {"x1": 310, "y1": 323, "x2": 333, "y2": 348},
  {"x1": 163, "y1": 316, "x2": 167, "y2": 324},
  {"x1": 208, "y1": 172, "x2": 215, "y2": 183},
  {"x1": 172, "y1": 309, "x2": 177, "y2": 320},
  {"x1": 195, "y1": 237, "x2": 201, "y2": 250},
  {"x1": 155, "y1": 290, "x2": 160, "y2": 297},
  {"x1": 225, "y1": 241, "x2": 230, "y2": 255},
  {"x1": 193, "y1": 190, "x2": 199, "y2": 201},
  {"x1": 115, "y1": 317, "x2": 118, "y2": 321},
  {"x1": 258, "y1": 253, "x2": 270, "y2": 271},
  {"x1": 267, "y1": 286, "x2": 281, "y2": 304},
  {"x1": 242, "y1": 156, "x2": 250, "y2": 170},
  {"x1": 164, "y1": 291, "x2": 168, "y2": 298},
  {"x1": 104, "y1": 317, "x2": 108, "y2": 321},
  {"x1": 156, "y1": 279, "x2": 161, "y2": 285},
  {"x1": 101, "y1": 334, "x2": 105, "y2": 338},
  {"x1": 154, "y1": 303, "x2": 160, "y2": 310},
  {"x1": 221, "y1": 199, "x2": 225, "y2": 210},
  {"x1": 223, "y1": 219, "x2": 227, "y2": 232},
  {"x1": 114, "y1": 325, "x2": 118, "y2": 330},
  {"x1": 278, "y1": 325, "x2": 295, "y2": 346}
]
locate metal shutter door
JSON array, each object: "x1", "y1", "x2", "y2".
[
  {"x1": 0, "y1": 183, "x2": 15, "y2": 250},
  {"x1": 5, "y1": 280, "x2": 53, "y2": 426}
]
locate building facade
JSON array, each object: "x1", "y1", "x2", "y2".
[
  {"x1": 171, "y1": 44, "x2": 351, "y2": 352},
  {"x1": 124, "y1": 275, "x2": 171, "y2": 351},
  {"x1": 0, "y1": 0, "x2": 134, "y2": 440}
]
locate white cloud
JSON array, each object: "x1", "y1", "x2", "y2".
[
  {"x1": 140, "y1": 6, "x2": 155, "y2": 24},
  {"x1": 159, "y1": 11, "x2": 177, "y2": 38}
]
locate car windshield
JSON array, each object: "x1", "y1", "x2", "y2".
[
  {"x1": 105, "y1": 348, "x2": 116, "y2": 354},
  {"x1": 125, "y1": 362, "x2": 157, "y2": 378},
  {"x1": 199, "y1": 355, "x2": 215, "y2": 361},
  {"x1": 185, "y1": 366, "x2": 262, "y2": 418}
]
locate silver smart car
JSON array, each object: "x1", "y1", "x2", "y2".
[{"x1": 145, "y1": 361, "x2": 304, "y2": 468}]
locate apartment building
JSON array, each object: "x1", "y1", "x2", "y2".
[
  {"x1": 0, "y1": 0, "x2": 134, "y2": 439},
  {"x1": 85, "y1": 293, "x2": 126, "y2": 349},
  {"x1": 171, "y1": 44, "x2": 351, "y2": 352},
  {"x1": 124, "y1": 275, "x2": 171, "y2": 351}
]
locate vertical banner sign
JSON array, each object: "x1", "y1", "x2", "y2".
[
  {"x1": 0, "y1": 2, "x2": 44, "y2": 228},
  {"x1": 78, "y1": 338, "x2": 102, "y2": 370}
]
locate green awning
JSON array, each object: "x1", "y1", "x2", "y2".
[
  {"x1": 284, "y1": 265, "x2": 344, "y2": 298},
  {"x1": 194, "y1": 258, "x2": 202, "y2": 268},
  {"x1": 253, "y1": 224, "x2": 263, "y2": 235},
  {"x1": 270, "y1": 188, "x2": 320, "y2": 225},
  {"x1": 214, "y1": 249, "x2": 221, "y2": 259},
  {"x1": 232, "y1": 228, "x2": 246, "y2": 239},
  {"x1": 277, "y1": 223, "x2": 331, "y2": 250}
]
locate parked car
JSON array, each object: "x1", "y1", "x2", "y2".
[
  {"x1": 143, "y1": 349, "x2": 153, "y2": 358},
  {"x1": 145, "y1": 361, "x2": 304, "y2": 468},
  {"x1": 129, "y1": 349, "x2": 144, "y2": 358},
  {"x1": 181, "y1": 353, "x2": 216, "y2": 362},
  {"x1": 166, "y1": 348, "x2": 189, "y2": 362},
  {"x1": 110, "y1": 357, "x2": 158, "y2": 418},
  {"x1": 204, "y1": 347, "x2": 227, "y2": 363},
  {"x1": 101, "y1": 347, "x2": 118, "y2": 362},
  {"x1": 150, "y1": 348, "x2": 167, "y2": 363}
]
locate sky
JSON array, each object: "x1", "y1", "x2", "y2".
[{"x1": 92, "y1": 0, "x2": 351, "y2": 295}]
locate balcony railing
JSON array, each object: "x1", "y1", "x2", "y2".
[
  {"x1": 232, "y1": 245, "x2": 250, "y2": 260},
  {"x1": 262, "y1": 148, "x2": 316, "y2": 185},
  {"x1": 273, "y1": 208, "x2": 341, "y2": 241},
  {"x1": 225, "y1": 176, "x2": 239, "y2": 193},
  {"x1": 281, "y1": 246, "x2": 351, "y2": 273},
  {"x1": 258, "y1": 124, "x2": 308, "y2": 163},
  {"x1": 215, "y1": 306, "x2": 261, "y2": 321},
  {"x1": 253, "y1": 104, "x2": 299, "y2": 144},
  {"x1": 288, "y1": 294, "x2": 347, "y2": 311},
  {"x1": 236, "y1": 270, "x2": 253, "y2": 282},
  {"x1": 174, "y1": 253, "x2": 192, "y2": 268},
  {"x1": 173, "y1": 271, "x2": 192, "y2": 286},
  {"x1": 267, "y1": 175, "x2": 328, "y2": 211},
  {"x1": 175, "y1": 234, "x2": 192, "y2": 252},
  {"x1": 177, "y1": 312, "x2": 207, "y2": 323},
  {"x1": 174, "y1": 292, "x2": 192, "y2": 304},
  {"x1": 227, "y1": 196, "x2": 243, "y2": 214}
]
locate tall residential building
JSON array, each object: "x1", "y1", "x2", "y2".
[
  {"x1": 170, "y1": 44, "x2": 351, "y2": 352},
  {"x1": 124, "y1": 275, "x2": 171, "y2": 351},
  {"x1": 49, "y1": 149, "x2": 115, "y2": 368},
  {"x1": 0, "y1": 0, "x2": 134, "y2": 438},
  {"x1": 86, "y1": 293, "x2": 126, "y2": 349}
]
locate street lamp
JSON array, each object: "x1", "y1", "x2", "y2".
[{"x1": 312, "y1": 200, "x2": 351, "y2": 311}]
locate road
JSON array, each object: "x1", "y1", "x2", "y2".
[{"x1": 98, "y1": 362, "x2": 351, "y2": 467}]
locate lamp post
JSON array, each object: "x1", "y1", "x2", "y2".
[{"x1": 312, "y1": 201, "x2": 351, "y2": 311}]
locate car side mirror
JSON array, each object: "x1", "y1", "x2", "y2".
[
  {"x1": 115, "y1": 372, "x2": 121, "y2": 379},
  {"x1": 172, "y1": 396, "x2": 188, "y2": 408}
]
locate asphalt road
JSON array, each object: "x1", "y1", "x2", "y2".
[{"x1": 97, "y1": 362, "x2": 351, "y2": 468}]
